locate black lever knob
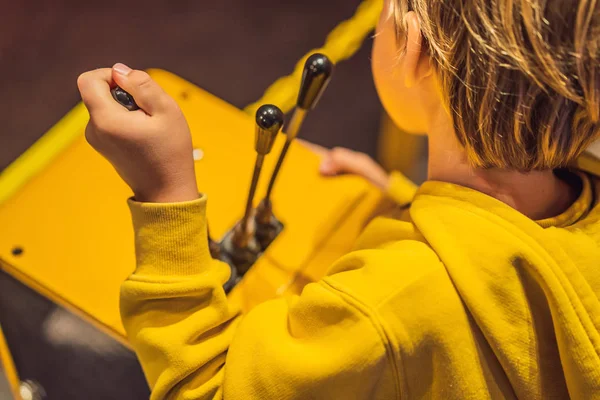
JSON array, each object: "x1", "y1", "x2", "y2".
[
  {"x1": 255, "y1": 104, "x2": 284, "y2": 155},
  {"x1": 111, "y1": 86, "x2": 140, "y2": 111},
  {"x1": 296, "y1": 53, "x2": 334, "y2": 110}
]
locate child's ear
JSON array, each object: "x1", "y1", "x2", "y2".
[{"x1": 404, "y1": 11, "x2": 432, "y2": 88}]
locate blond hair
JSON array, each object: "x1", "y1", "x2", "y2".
[{"x1": 393, "y1": 0, "x2": 600, "y2": 170}]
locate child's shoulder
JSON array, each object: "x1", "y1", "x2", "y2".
[
  {"x1": 320, "y1": 241, "x2": 470, "y2": 351},
  {"x1": 322, "y1": 239, "x2": 456, "y2": 315}
]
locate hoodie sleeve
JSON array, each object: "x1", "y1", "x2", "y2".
[{"x1": 120, "y1": 195, "x2": 394, "y2": 400}]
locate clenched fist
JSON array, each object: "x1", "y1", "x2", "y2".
[{"x1": 77, "y1": 63, "x2": 199, "y2": 203}]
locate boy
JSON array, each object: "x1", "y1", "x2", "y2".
[{"x1": 77, "y1": 0, "x2": 600, "y2": 398}]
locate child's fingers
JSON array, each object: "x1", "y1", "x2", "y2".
[
  {"x1": 77, "y1": 68, "x2": 124, "y2": 117},
  {"x1": 111, "y1": 63, "x2": 172, "y2": 116},
  {"x1": 320, "y1": 147, "x2": 366, "y2": 176},
  {"x1": 319, "y1": 147, "x2": 390, "y2": 190}
]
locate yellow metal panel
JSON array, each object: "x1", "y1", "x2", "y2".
[
  {"x1": 376, "y1": 110, "x2": 426, "y2": 181},
  {"x1": 0, "y1": 69, "x2": 382, "y2": 338},
  {"x1": 0, "y1": 103, "x2": 88, "y2": 208}
]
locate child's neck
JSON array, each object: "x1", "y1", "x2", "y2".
[{"x1": 426, "y1": 116, "x2": 579, "y2": 220}]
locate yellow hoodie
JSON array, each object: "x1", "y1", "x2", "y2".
[{"x1": 121, "y1": 170, "x2": 600, "y2": 399}]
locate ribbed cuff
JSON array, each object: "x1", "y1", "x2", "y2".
[
  {"x1": 128, "y1": 195, "x2": 213, "y2": 277},
  {"x1": 386, "y1": 171, "x2": 418, "y2": 206}
]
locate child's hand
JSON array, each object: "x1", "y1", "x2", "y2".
[
  {"x1": 77, "y1": 64, "x2": 199, "y2": 203},
  {"x1": 299, "y1": 141, "x2": 390, "y2": 191}
]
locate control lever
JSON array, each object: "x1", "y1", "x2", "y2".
[
  {"x1": 255, "y1": 54, "x2": 334, "y2": 248},
  {"x1": 223, "y1": 104, "x2": 284, "y2": 274},
  {"x1": 111, "y1": 86, "x2": 140, "y2": 111}
]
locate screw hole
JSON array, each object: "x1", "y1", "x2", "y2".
[{"x1": 12, "y1": 247, "x2": 23, "y2": 256}]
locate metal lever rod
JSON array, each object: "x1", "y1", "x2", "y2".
[
  {"x1": 263, "y1": 54, "x2": 334, "y2": 203},
  {"x1": 262, "y1": 109, "x2": 306, "y2": 202},
  {"x1": 233, "y1": 104, "x2": 284, "y2": 247},
  {"x1": 241, "y1": 154, "x2": 266, "y2": 234},
  {"x1": 207, "y1": 225, "x2": 221, "y2": 259}
]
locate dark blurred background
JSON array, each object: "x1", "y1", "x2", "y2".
[
  {"x1": 0, "y1": 0, "x2": 382, "y2": 172},
  {"x1": 0, "y1": 1, "x2": 383, "y2": 398}
]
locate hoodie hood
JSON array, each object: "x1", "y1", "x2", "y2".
[{"x1": 410, "y1": 172, "x2": 600, "y2": 399}]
